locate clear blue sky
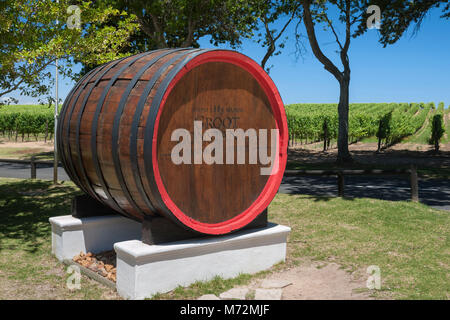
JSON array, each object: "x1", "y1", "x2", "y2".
[{"x1": 7, "y1": 7, "x2": 450, "y2": 107}]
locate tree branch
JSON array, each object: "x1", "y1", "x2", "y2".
[
  {"x1": 273, "y1": 4, "x2": 299, "y2": 43},
  {"x1": 340, "y1": 0, "x2": 351, "y2": 78},
  {"x1": 0, "y1": 58, "x2": 54, "y2": 98},
  {"x1": 323, "y1": 12, "x2": 344, "y2": 50},
  {"x1": 301, "y1": 0, "x2": 342, "y2": 81},
  {"x1": 261, "y1": 18, "x2": 275, "y2": 70}
]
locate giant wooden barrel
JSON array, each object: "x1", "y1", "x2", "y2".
[{"x1": 58, "y1": 48, "x2": 288, "y2": 235}]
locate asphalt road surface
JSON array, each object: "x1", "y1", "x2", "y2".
[
  {"x1": 0, "y1": 161, "x2": 70, "y2": 181},
  {"x1": 280, "y1": 175, "x2": 450, "y2": 211},
  {"x1": 1, "y1": 161, "x2": 449, "y2": 211}
]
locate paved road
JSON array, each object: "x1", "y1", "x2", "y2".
[
  {"x1": 1, "y1": 161, "x2": 449, "y2": 211},
  {"x1": 0, "y1": 161, "x2": 70, "y2": 181}
]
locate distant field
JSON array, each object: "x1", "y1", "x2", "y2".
[
  {"x1": 0, "y1": 104, "x2": 54, "y2": 142},
  {"x1": 0, "y1": 104, "x2": 54, "y2": 113},
  {"x1": 1, "y1": 103, "x2": 448, "y2": 148},
  {"x1": 286, "y1": 102, "x2": 448, "y2": 148}
]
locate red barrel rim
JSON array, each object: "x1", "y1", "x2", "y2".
[{"x1": 151, "y1": 50, "x2": 288, "y2": 234}]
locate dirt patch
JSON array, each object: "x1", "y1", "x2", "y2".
[
  {"x1": 0, "y1": 140, "x2": 54, "y2": 150},
  {"x1": 0, "y1": 277, "x2": 62, "y2": 300},
  {"x1": 228, "y1": 261, "x2": 375, "y2": 300},
  {"x1": 267, "y1": 262, "x2": 372, "y2": 300},
  {"x1": 0, "y1": 140, "x2": 54, "y2": 160},
  {"x1": 0, "y1": 257, "x2": 120, "y2": 300},
  {"x1": 0, "y1": 276, "x2": 120, "y2": 300},
  {"x1": 288, "y1": 142, "x2": 450, "y2": 168}
]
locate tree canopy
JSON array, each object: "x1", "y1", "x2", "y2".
[
  {"x1": 0, "y1": 0, "x2": 139, "y2": 100},
  {"x1": 355, "y1": 0, "x2": 449, "y2": 46},
  {"x1": 119, "y1": 0, "x2": 259, "y2": 49},
  {"x1": 254, "y1": 0, "x2": 301, "y2": 72}
]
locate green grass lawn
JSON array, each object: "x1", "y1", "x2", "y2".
[
  {"x1": 271, "y1": 194, "x2": 449, "y2": 300},
  {"x1": 0, "y1": 178, "x2": 119, "y2": 299},
  {"x1": 0, "y1": 178, "x2": 448, "y2": 299}
]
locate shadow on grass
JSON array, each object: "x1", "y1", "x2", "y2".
[
  {"x1": 0, "y1": 179, "x2": 81, "y2": 253},
  {"x1": 31, "y1": 151, "x2": 54, "y2": 161},
  {"x1": 285, "y1": 193, "x2": 356, "y2": 203}
]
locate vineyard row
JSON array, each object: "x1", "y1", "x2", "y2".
[
  {"x1": 285, "y1": 102, "x2": 445, "y2": 147},
  {"x1": 0, "y1": 103, "x2": 447, "y2": 145}
]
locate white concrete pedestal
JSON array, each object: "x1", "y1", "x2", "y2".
[
  {"x1": 114, "y1": 223, "x2": 290, "y2": 300},
  {"x1": 50, "y1": 214, "x2": 290, "y2": 300},
  {"x1": 49, "y1": 215, "x2": 141, "y2": 261}
]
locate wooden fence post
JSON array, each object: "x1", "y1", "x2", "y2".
[
  {"x1": 337, "y1": 172, "x2": 345, "y2": 197},
  {"x1": 410, "y1": 165, "x2": 419, "y2": 202},
  {"x1": 30, "y1": 156, "x2": 36, "y2": 179}
]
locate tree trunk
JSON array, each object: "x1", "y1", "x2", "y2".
[
  {"x1": 180, "y1": 18, "x2": 195, "y2": 48},
  {"x1": 337, "y1": 78, "x2": 352, "y2": 163}
]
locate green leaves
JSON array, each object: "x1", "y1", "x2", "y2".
[
  {"x1": 286, "y1": 102, "x2": 435, "y2": 145},
  {"x1": 120, "y1": 0, "x2": 259, "y2": 49},
  {"x1": 254, "y1": 0, "x2": 300, "y2": 71},
  {"x1": 0, "y1": 0, "x2": 139, "y2": 99},
  {"x1": 355, "y1": 0, "x2": 450, "y2": 46},
  {"x1": 0, "y1": 105, "x2": 53, "y2": 140}
]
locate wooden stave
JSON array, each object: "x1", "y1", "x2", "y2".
[{"x1": 60, "y1": 50, "x2": 200, "y2": 220}]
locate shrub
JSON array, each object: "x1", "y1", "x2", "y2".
[{"x1": 429, "y1": 114, "x2": 445, "y2": 152}]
